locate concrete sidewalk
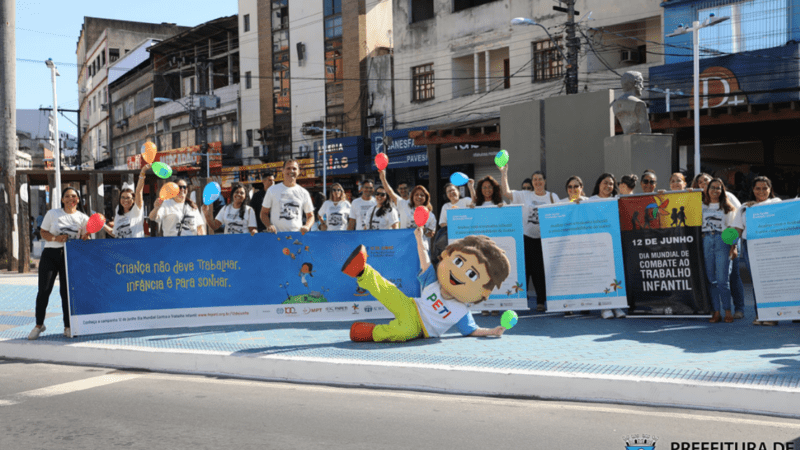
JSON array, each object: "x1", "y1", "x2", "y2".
[{"x1": 1, "y1": 271, "x2": 799, "y2": 418}]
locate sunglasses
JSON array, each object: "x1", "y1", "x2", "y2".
[
  {"x1": 178, "y1": 185, "x2": 188, "y2": 191},
  {"x1": 642, "y1": 179, "x2": 655, "y2": 185},
  {"x1": 332, "y1": 189, "x2": 343, "y2": 192},
  {"x1": 375, "y1": 193, "x2": 387, "y2": 197}
]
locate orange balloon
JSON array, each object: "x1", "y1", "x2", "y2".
[
  {"x1": 159, "y1": 182, "x2": 180, "y2": 200},
  {"x1": 282, "y1": 248, "x2": 290, "y2": 256},
  {"x1": 142, "y1": 141, "x2": 158, "y2": 164}
]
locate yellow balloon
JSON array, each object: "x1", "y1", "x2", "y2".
[
  {"x1": 142, "y1": 141, "x2": 158, "y2": 164},
  {"x1": 159, "y1": 182, "x2": 180, "y2": 200}
]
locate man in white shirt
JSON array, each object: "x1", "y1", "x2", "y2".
[
  {"x1": 260, "y1": 160, "x2": 314, "y2": 233},
  {"x1": 347, "y1": 179, "x2": 377, "y2": 230}
]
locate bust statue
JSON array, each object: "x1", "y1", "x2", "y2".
[{"x1": 611, "y1": 71, "x2": 651, "y2": 134}]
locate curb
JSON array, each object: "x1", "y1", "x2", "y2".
[{"x1": 2, "y1": 339, "x2": 799, "y2": 419}]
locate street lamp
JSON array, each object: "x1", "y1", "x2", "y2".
[
  {"x1": 45, "y1": 58, "x2": 61, "y2": 207},
  {"x1": 306, "y1": 118, "x2": 342, "y2": 198},
  {"x1": 667, "y1": 13, "x2": 730, "y2": 176}
]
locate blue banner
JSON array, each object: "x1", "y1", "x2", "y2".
[
  {"x1": 370, "y1": 127, "x2": 429, "y2": 169},
  {"x1": 312, "y1": 136, "x2": 363, "y2": 175},
  {"x1": 745, "y1": 199, "x2": 800, "y2": 321},
  {"x1": 446, "y1": 205, "x2": 528, "y2": 310},
  {"x1": 539, "y1": 200, "x2": 628, "y2": 312},
  {"x1": 65, "y1": 230, "x2": 420, "y2": 336}
]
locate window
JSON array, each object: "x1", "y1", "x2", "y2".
[
  {"x1": 273, "y1": 30, "x2": 289, "y2": 53},
  {"x1": 246, "y1": 129, "x2": 254, "y2": 147},
  {"x1": 126, "y1": 98, "x2": 135, "y2": 117},
  {"x1": 532, "y1": 38, "x2": 563, "y2": 82},
  {"x1": 101, "y1": 51, "x2": 105, "y2": 66},
  {"x1": 245, "y1": 71, "x2": 252, "y2": 89},
  {"x1": 410, "y1": 0, "x2": 434, "y2": 23},
  {"x1": 453, "y1": 0, "x2": 498, "y2": 13},
  {"x1": 135, "y1": 87, "x2": 152, "y2": 113},
  {"x1": 172, "y1": 132, "x2": 181, "y2": 150},
  {"x1": 273, "y1": 62, "x2": 290, "y2": 116},
  {"x1": 115, "y1": 105, "x2": 123, "y2": 120},
  {"x1": 243, "y1": 14, "x2": 250, "y2": 32},
  {"x1": 324, "y1": 0, "x2": 341, "y2": 16},
  {"x1": 699, "y1": 0, "x2": 787, "y2": 57},
  {"x1": 272, "y1": 1, "x2": 288, "y2": 31},
  {"x1": 109, "y1": 48, "x2": 120, "y2": 63},
  {"x1": 325, "y1": 16, "x2": 342, "y2": 39},
  {"x1": 412, "y1": 63, "x2": 434, "y2": 101}
]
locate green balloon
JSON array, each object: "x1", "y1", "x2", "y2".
[
  {"x1": 152, "y1": 162, "x2": 173, "y2": 179},
  {"x1": 495, "y1": 149, "x2": 509, "y2": 168},
  {"x1": 500, "y1": 310, "x2": 518, "y2": 330},
  {"x1": 721, "y1": 227, "x2": 739, "y2": 245}
]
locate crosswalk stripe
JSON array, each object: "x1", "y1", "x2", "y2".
[{"x1": 0, "y1": 373, "x2": 140, "y2": 406}]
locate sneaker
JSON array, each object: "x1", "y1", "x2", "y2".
[
  {"x1": 27, "y1": 325, "x2": 46, "y2": 340},
  {"x1": 341, "y1": 245, "x2": 367, "y2": 278},
  {"x1": 733, "y1": 311, "x2": 744, "y2": 319},
  {"x1": 536, "y1": 304, "x2": 546, "y2": 312},
  {"x1": 601, "y1": 309, "x2": 614, "y2": 319},
  {"x1": 613, "y1": 308, "x2": 626, "y2": 318},
  {"x1": 64, "y1": 328, "x2": 71, "y2": 338}
]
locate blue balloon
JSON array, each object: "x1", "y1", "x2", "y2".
[
  {"x1": 203, "y1": 182, "x2": 221, "y2": 204},
  {"x1": 450, "y1": 172, "x2": 469, "y2": 186}
]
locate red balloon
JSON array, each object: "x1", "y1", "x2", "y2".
[
  {"x1": 413, "y1": 206, "x2": 429, "y2": 228},
  {"x1": 375, "y1": 153, "x2": 389, "y2": 171},
  {"x1": 86, "y1": 213, "x2": 106, "y2": 234}
]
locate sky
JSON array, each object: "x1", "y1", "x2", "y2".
[{"x1": 15, "y1": 0, "x2": 238, "y2": 136}]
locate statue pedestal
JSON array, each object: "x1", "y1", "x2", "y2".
[{"x1": 604, "y1": 134, "x2": 672, "y2": 182}]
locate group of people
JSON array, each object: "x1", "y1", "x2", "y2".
[{"x1": 28, "y1": 157, "x2": 791, "y2": 340}]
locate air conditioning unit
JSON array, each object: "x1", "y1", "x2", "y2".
[
  {"x1": 620, "y1": 50, "x2": 640, "y2": 64},
  {"x1": 197, "y1": 95, "x2": 220, "y2": 110},
  {"x1": 101, "y1": 103, "x2": 108, "y2": 111}
]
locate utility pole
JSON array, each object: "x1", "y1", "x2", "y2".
[
  {"x1": 1, "y1": 0, "x2": 17, "y2": 268},
  {"x1": 40, "y1": 108, "x2": 81, "y2": 169},
  {"x1": 565, "y1": 0, "x2": 580, "y2": 94}
]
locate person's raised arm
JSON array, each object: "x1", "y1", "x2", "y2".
[
  {"x1": 203, "y1": 204, "x2": 222, "y2": 231},
  {"x1": 415, "y1": 226, "x2": 430, "y2": 273},
  {"x1": 498, "y1": 165, "x2": 513, "y2": 202},
  {"x1": 135, "y1": 164, "x2": 150, "y2": 210},
  {"x1": 378, "y1": 169, "x2": 399, "y2": 205}
]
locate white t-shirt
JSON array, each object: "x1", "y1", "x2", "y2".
[
  {"x1": 41, "y1": 209, "x2": 90, "y2": 249},
  {"x1": 319, "y1": 200, "x2": 351, "y2": 231},
  {"x1": 732, "y1": 198, "x2": 782, "y2": 240},
  {"x1": 113, "y1": 204, "x2": 145, "y2": 238},
  {"x1": 702, "y1": 203, "x2": 736, "y2": 233},
  {"x1": 511, "y1": 190, "x2": 560, "y2": 239},
  {"x1": 215, "y1": 204, "x2": 257, "y2": 234},
  {"x1": 364, "y1": 204, "x2": 400, "y2": 230},
  {"x1": 349, "y1": 197, "x2": 377, "y2": 230},
  {"x1": 397, "y1": 199, "x2": 437, "y2": 230},
  {"x1": 588, "y1": 195, "x2": 617, "y2": 201},
  {"x1": 439, "y1": 198, "x2": 471, "y2": 226},
  {"x1": 262, "y1": 183, "x2": 314, "y2": 232},
  {"x1": 156, "y1": 199, "x2": 204, "y2": 237},
  {"x1": 414, "y1": 265, "x2": 477, "y2": 338}
]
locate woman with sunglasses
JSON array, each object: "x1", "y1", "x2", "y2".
[
  {"x1": 561, "y1": 176, "x2": 589, "y2": 203},
  {"x1": 28, "y1": 187, "x2": 91, "y2": 340},
  {"x1": 203, "y1": 183, "x2": 257, "y2": 236},
  {"x1": 149, "y1": 179, "x2": 206, "y2": 237},
  {"x1": 318, "y1": 183, "x2": 351, "y2": 231},
  {"x1": 110, "y1": 164, "x2": 150, "y2": 238},
  {"x1": 364, "y1": 187, "x2": 400, "y2": 230},
  {"x1": 641, "y1": 170, "x2": 658, "y2": 193}
]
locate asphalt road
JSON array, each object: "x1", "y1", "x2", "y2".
[{"x1": 1, "y1": 359, "x2": 799, "y2": 450}]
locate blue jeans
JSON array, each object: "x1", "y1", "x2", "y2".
[{"x1": 703, "y1": 232, "x2": 732, "y2": 312}]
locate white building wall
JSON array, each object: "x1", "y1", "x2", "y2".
[
  {"x1": 392, "y1": 0, "x2": 663, "y2": 129},
  {"x1": 290, "y1": 0, "x2": 326, "y2": 157},
  {"x1": 239, "y1": 0, "x2": 260, "y2": 160}
]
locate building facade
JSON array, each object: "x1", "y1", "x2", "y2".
[
  {"x1": 76, "y1": 17, "x2": 189, "y2": 168},
  {"x1": 648, "y1": 0, "x2": 800, "y2": 199}
]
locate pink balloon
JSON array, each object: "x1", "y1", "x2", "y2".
[
  {"x1": 375, "y1": 153, "x2": 389, "y2": 171},
  {"x1": 414, "y1": 206, "x2": 429, "y2": 228}
]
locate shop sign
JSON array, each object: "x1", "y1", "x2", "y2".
[{"x1": 370, "y1": 127, "x2": 428, "y2": 169}]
